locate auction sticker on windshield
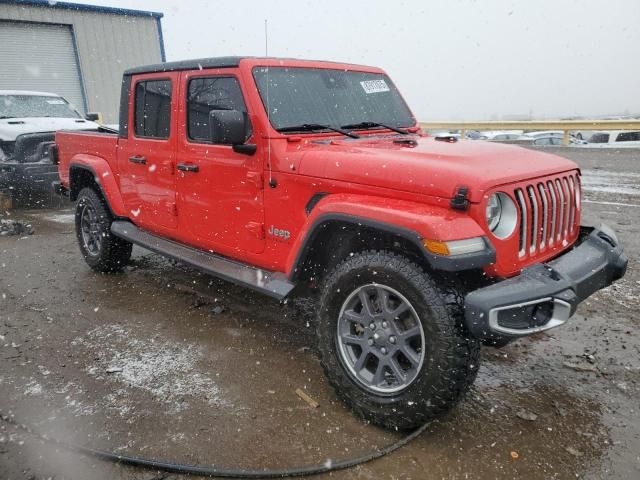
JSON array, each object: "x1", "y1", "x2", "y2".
[{"x1": 360, "y1": 79, "x2": 390, "y2": 94}]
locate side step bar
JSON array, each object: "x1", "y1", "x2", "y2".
[{"x1": 111, "y1": 221, "x2": 295, "y2": 300}]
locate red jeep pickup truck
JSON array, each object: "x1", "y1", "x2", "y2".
[{"x1": 54, "y1": 57, "x2": 627, "y2": 429}]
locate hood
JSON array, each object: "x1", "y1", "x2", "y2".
[
  {"x1": 0, "y1": 117, "x2": 99, "y2": 141},
  {"x1": 295, "y1": 135, "x2": 578, "y2": 202}
]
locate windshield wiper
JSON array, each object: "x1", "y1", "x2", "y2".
[
  {"x1": 340, "y1": 121, "x2": 410, "y2": 135},
  {"x1": 277, "y1": 123, "x2": 360, "y2": 139}
]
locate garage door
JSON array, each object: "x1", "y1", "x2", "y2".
[{"x1": 0, "y1": 21, "x2": 86, "y2": 114}]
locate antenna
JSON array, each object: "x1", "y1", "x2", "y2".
[
  {"x1": 264, "y1": 18, "x2": 269, "y2": 57},
  {"x1": 264, "y1": 19, "x2": 275, "y2": 188}
]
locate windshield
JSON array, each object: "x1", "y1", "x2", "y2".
[
  {"x1": 0, "y1": 94, "x2": 82, "y2": 119},
  {"x1": 253, "y1": 67, "x2": 415, "y2": 132}
]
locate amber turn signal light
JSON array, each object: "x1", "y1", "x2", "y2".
[
  {"x1": 423, "y1": 239, "x2": 450, "y2": 256},
  {"x1": 423, "y1": 237, "x2": 486, "y2": 256}
]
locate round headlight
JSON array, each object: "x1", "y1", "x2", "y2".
[
  {"x1": 486, "y1": 194, "x2": 502, "y2": 231},
  {"x1": 486, "y1": 192, "x2": 517, "y2": 239}
]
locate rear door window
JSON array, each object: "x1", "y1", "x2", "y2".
[{"x1": 134, "y1": 79, "x2": 172, "y2": 139}]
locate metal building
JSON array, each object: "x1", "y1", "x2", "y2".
[{"x1": 0, "y1": 0, "x2": 164, "y2": 123}]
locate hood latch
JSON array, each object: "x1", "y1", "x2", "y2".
[{"x1": 450, "y1": 186, "x2": 470, "y2": 211}]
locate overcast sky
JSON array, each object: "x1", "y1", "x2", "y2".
[{"x1": 77, "y1": 0, "x2": 640, "y2": 120}]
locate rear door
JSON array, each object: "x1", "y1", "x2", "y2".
[
  {"x1": 175, "y1": 69, "x2": 265, "y2": 254},
  {"x1": 118, "y1": 73, "x2": 179, "y2": 233}
]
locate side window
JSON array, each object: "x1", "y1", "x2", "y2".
[
  {"x1": 616, "y1": 131, "x2": 640, "y2": 142},
  {"x1": 134, "y1": 80, "x2": 172, "y2": 139},
  {"x1": 187, "y1": 76, "x2": 248, "y2": 142},
  {"x1": 590, "y1": 133, "x2": 609, "y2": 143}
]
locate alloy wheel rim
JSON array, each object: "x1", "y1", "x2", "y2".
[
  {"x1": 80, "y1": 203, "x2": 103, "y2": 256},
  {"x1": 336, "y1": 283, "x2": 426, "y2": 394}
]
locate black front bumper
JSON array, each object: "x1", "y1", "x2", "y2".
[
  {"x1": 464, "y1": 225, "x2": 627, "y2": 339},
  {"x1": 0, "y1": 162, "x2": 59, "y2": 193}
]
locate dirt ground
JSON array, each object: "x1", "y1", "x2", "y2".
[{"x1": 1, "y1": 147, "x2": 638, "y2": 479}]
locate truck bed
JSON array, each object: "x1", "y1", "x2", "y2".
[{"x1": 56, "y1": 130, "x2": 119, "y2": 188}]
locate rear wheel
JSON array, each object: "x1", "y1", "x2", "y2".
[
  {"x1": 75, "y1": 187, "x2": 132, "y2": 272},
  {"x1": 317, "y1": 250, "x2": 480, "y2": 429}
]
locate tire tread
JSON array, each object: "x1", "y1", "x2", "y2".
[{"x1": 76, "y1": 187, "x2": 132, "y2": 272}]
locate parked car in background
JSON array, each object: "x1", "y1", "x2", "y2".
[
  {"x1": 572, "y1": 131, "x2": 589, "y2": 141},
  {"x1": 428, "y1": 130, "x2": 461, "y2": 139},
  {"x1": 528, "y1": 132, "x2": 587, "y2": 146},
  {"x1": 532, "y1": 135, "x2": 563, "y2": 146},
  {"x1": 464, "y1": 130, "x2": 485, "y2": 140},
  {"x1": 523, "y1": 130, "x2": 564, "y2": 140},
  {"x1": 478, "y1": 130, "x2": 525, "y2": 141},
  {"x1": 0, "y1": 90, "x2": 99, "y2": 195},
  {"x1": 586, "y1": 130, "x2": 640, "y2": 147}
]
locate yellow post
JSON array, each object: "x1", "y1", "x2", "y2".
[{"x1": 563, "y1": 130, "x2": 570, "y2": 146}]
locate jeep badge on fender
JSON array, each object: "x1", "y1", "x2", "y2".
[{"x1": 268, "y1": 225, "x2": 291, "y2": 241}]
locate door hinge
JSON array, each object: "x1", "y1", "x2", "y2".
[
  {"x1": 245, "y1": 221, "x2": 265, "y2": 239},
  {"x1": 246, "y1": 171, "x2": 264, "y2": 190},
  {"x1": 168, "y1": 202, "x2": 178, "y2": 216}
]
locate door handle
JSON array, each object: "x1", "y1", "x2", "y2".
[
  {"x1": 177, "y1": 163, "x2": 199, "y2": 173},
  {"x1": 129, "y1": 156, "x2": 147, "y2": 165}
]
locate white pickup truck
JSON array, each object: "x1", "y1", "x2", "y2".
[{"x1": 0, "y1": 90, "x2": 99, "y2": 194}]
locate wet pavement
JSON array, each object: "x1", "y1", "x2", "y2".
[{"x1": 0, "y1": 148, "x2": 639, "y2": 479}]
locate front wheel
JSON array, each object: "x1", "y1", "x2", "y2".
[
  {"x1": 75, "y1": 187, "x2": 132, "y2": 272},
  {"x1": 317, "y1": 250, "x2": 480, "y2": 429}
]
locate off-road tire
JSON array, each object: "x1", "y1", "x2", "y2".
[
  {"x1": 317, "y1": 250, "x2": 480, "y2": 430},
  {"x1": 75, "y1": 187, "x2": 132, "y2": 272}
]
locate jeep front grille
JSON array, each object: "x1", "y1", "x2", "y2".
[{"x1": 513, "y1": 172, "x2": 581, "y2": 258}]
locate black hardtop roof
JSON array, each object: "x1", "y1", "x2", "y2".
[
  {"x1": 124, "y1": 57, "x2": 246, "y2": 76},
  {"x1": 123, "y1": 57, "x2": 377, "y2": 76}
]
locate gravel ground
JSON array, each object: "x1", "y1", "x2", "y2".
[{"x1": 0, "y1": 148, "x2": 638, "y2": 479}]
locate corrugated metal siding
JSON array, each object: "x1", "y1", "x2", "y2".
[
  {"x1": 0, "y1": 21, "x2": 86, "y2": 113},
  {"x1": 0, "y1": 3, "x2": 162, "y2": 122}
]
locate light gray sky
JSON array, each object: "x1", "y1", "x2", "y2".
[{"x1": 78, "y1": 0, "x2": 640, "y2": 120}]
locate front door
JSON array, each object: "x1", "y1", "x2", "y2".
[
  {"x1": 118, "y1": 73, "x2": 178, "y2": 233},
  {"x1": 176, "y1": 70, "x2": 264, "y2": 254}
]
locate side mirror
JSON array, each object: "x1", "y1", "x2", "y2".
[
  {"x1": 85, "y1": 112, "x2": 101, "y2": 122},
  {"x1": 209, "y1": 109, "x2": 248, "y2": 145}
]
